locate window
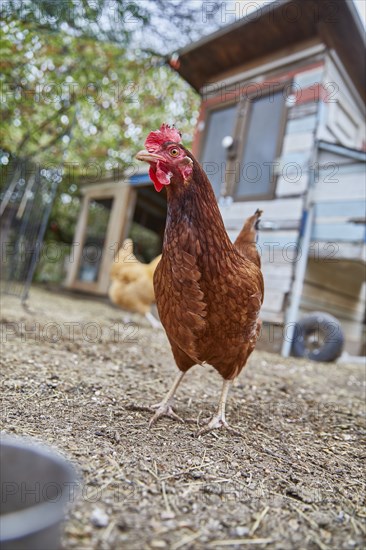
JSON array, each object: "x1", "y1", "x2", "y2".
[
  {"x1": 235, "y1": 90, "x2": 286, "y2": 199},
  {"x1": 200, "y1": 104, "x2": 237, "y2": 197},
  {"x1": 199, "y1": 88, "x2": 287, "y2": 200}
]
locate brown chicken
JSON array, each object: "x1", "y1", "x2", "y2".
[
  {"x1": 136, "y1": 124, "x2": 263, "y2": 434},
  {"x1": 109, "y1": 239, "x2": 162, "y2": 328}
]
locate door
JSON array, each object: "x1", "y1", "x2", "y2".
[{"x1": 65, "y1": 182, "x2": 131, "y2": 294}]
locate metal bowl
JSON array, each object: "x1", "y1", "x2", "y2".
[{"x1": 0, "y1": 436, "x2": 78, "y2": 550}]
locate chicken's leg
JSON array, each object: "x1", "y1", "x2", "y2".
[
  {"x1": 149, "y1": 371, "x2": 186, "y2": 427},
  {"x1": 197, "y1": 379, "x2": 241, "y2": 436},
  {"x1": 127, "y1": 371, "x2": 186, "y2": 425}
]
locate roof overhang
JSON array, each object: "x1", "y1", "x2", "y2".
[{"x1": 172, "y1": 0, "x2": 365, "y2": 101}]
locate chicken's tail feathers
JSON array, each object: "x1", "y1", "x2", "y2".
[
  {"x1": 253, "y1": 209, "x2": 263, "y2": 231},
  {"x1": 235, "y1": 209, "x2": 263, "y2": 243},
  {"x1": 234, "y1": 209, "x2": 263, "y2": 267}
]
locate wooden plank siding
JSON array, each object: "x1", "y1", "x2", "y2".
[
  {"x1": 316, "y1": 149, "x2": 365, "y2": 166},
  {"x1": 299, "y1": 258, "x2": 365, "y2": 354},
  {"x1": 313, "y1": 156, "x2": 366, "y2": 204},
  {"x1": 276, "y1": 171, "x2": 309, "y2": 197},
  {"x1": 220, "y1": 197, "x2": 303, "y2": 225},
  {"x1": 314, "y1": 200, "x2": 365, "y2": 219},
  {"x1": 312, "y1": 223, "x2": 365, "y2": 242},
  {"x1": 312, "y1": 149, "x2": 366, "y2": 247},
  {"x1": 282, "y1": 132, "x2": 314, "y2": 153},
  {"x1": 304, "y1": 259, "x2": 365, "y2": 300},
  {"x1": 300, "y1": 142, "x2": 365, "y2": 352},
  {"x1": 293, "y1": 66, "x2": 324, "y2": 90},
  {"x1": 301, "y1": 283, "x2": 365, "y2": 322},
  {"x1": 313, "y1": 175, "x2": 366, "y2": 202},
  {"x1": 286, "y1": 114, "x2": 317, "y2": 134},
  {"x1": 317, "y1": 55, "x2": 366, "y2": 150},
  {"x1": 196, "y1": 51, "x2": 365, "y2": 340},
  {"x1": 217, "y1": 60, "x2": 326, "y2": 324},
  {"x1": 308, "y1": 242, "x2": 366, "y2": 263},
  {"x1": 257, "y1": 233, "x2": 300, "y2": 258},
  {"x1": 221, "y1": 198, "x2": 305, "y2": 323}
]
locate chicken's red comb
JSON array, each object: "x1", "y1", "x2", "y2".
[{"x1": 145, "y1": 124, "x2": 182, "y2": 152}]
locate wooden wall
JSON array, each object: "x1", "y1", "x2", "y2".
[
  {"x1": 193, "y1": 43, "x2": 366, "y2": 353},
  {"x1": 317, "y1": 53, "x2": 366, "y2": 149},
  {"x1": 299, "y1": 260, "x2": 365, "y2": 355},
  {"x1": 217, "y1": 54, "x2": 365, "y2": 355},
  {"x1": 219, "y1": 62, "x2": 324, "y2": 325},
  {"x1": 311, "y1": 146, "x2": 365, "y2": 257},
  {"x1": 301, "y1": 144, "x2": 366, "y2": 354}
]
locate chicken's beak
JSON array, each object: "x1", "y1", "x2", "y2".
[{"x1": 135, "y1": 150, "x2": 165, "y2": 163}]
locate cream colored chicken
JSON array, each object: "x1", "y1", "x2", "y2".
[{"x1": 109, "y1": 239, "x2": 162, "y2": 328}]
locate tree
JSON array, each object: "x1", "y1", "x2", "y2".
[
  {"x1": 1, "y1": 0, "x2": 229, "y2": 175},
  {"x1": 1, "y1": 1, "x2": 222, "y2": 53},
  {"x1": 0, "y1": 1, "x2": 222, "y2": 265},
  {"x1": 1, "y1": 18, "x2": 200, "y2": 171}
]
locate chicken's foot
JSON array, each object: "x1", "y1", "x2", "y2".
[
  {"x1": 149, "y1": 371, "x2": 186, "y2": 427},
  {"x1": 149, "y1": 402, "x2": 183, "y2": 426},
  {"x1": 127, "y1": 372, "x2": 186, "y2": 426},
  {"x1": 196, "y1": 379, "x2": 242, "y2": 436}
]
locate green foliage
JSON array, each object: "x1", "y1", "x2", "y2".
[
  {"x1": 0, "y1": 14, "x2": 200, "y2": 266},
  {"x1": 129, "y1": 222, "x2": 162, "y2": 262},
  {"x1": 1, "y1": 3, "x2": 205, "y2": 285},
  {"x1": 1, "y1": 18, "x2": 200, "y2": 171}
]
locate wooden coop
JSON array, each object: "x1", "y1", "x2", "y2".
[
  {"x1": 65, "y1": 170, "x2": 166, "y2": 295},
  {"x1": 66, "y1": 0, "x2": 365, "y2": 356},
  {"x1": 172, "y1": 0, "x2": 366, "y2": 356}
]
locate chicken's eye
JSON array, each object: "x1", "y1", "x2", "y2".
[{"x1": 169, "y1": 148, "x2": 179, "y2": 157}]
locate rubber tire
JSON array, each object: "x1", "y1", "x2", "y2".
[{"x1": 291, "y1": 312, "x2": 344, "y2": 362}]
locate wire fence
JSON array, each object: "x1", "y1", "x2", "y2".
[{"x1": 0, "y1": 158, "x2": 61, "y2": 302}]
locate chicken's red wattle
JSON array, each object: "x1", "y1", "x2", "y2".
[{"x1": 149, "y1": 162, "x2": 172, "y2": 193}]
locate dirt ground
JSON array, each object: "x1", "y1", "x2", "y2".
[{"x1": 1, "y1": 286, "x2": 365, "y2": 550}]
